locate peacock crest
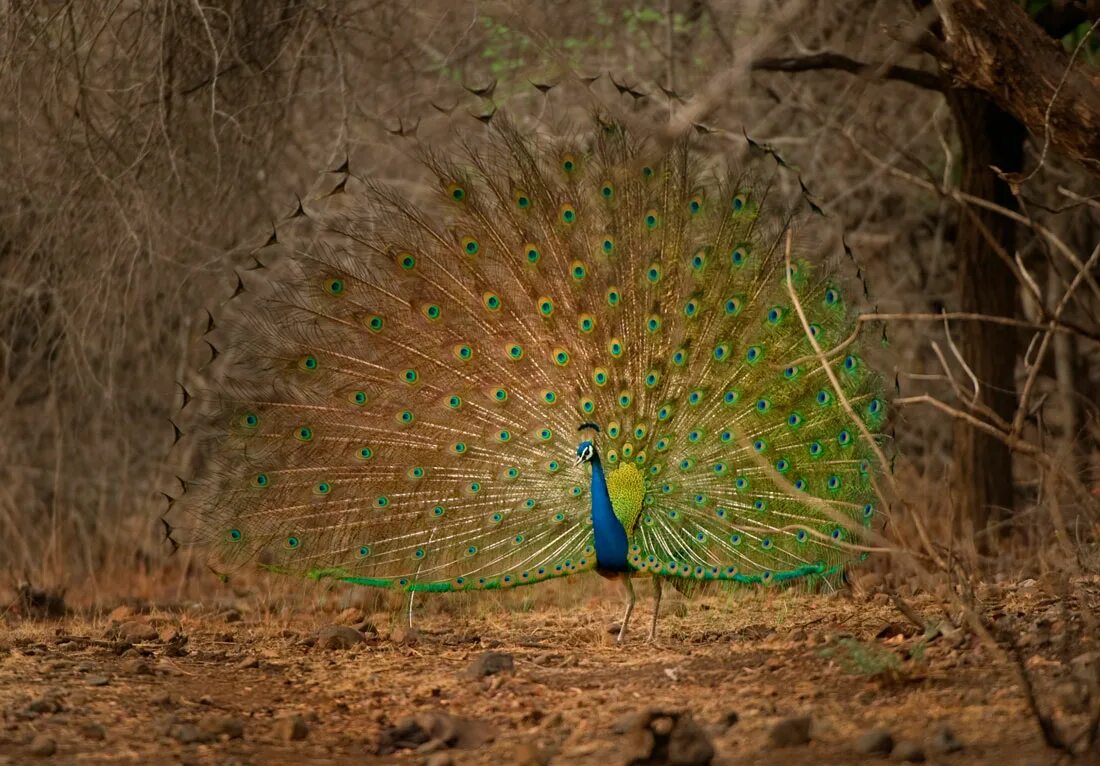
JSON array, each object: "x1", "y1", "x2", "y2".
[{"x1": 169, "y1": 77, "x2": 889, "y2": 632}]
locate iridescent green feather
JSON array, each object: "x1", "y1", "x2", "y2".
[{"x1": 178, "y1": 93, "x2": 887, "y2": 594}]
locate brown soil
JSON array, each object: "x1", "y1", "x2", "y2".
[{"x1": 0, "y1": 581, "x2": 1094, "y2": 765}]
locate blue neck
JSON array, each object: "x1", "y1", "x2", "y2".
[{"x1": 589, "y1": 454, "x2": 629, "y2": 570}]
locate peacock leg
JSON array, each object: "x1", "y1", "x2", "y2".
[
  {"x1": 647, "y1": 576, "x2": 663, "y2": 643},
  {"x1": 616, "y1": 575, "x2": 636, "y2": 643}
]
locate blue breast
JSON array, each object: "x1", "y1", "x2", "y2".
[{"x1": 588, "y1": 456, "x2": 629, "y2": 571}]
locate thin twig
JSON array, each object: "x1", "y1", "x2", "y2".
[
  {"x1": 860, "y1": 312, "x2": 1100, "y2": 344},
  {"x1": 941, "y1": 311, "x2": 980, "y2": 407},
  {"x1": 1013, "y1": 244, "x2": 1100, "y2": 437},
  {"x1": 1014, "y1": 17, "x2": 1100, "y2": 185}
]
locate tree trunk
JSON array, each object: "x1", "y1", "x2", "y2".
[
  {"x1": 933, "y1": 0, "x2": 1100, "y2": 176},
  {"x1": 947, "y1": 90, "x2": 1025, "y2": 538}
]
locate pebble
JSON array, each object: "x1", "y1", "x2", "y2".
[
  {"x1": 767, "y1": 716, "x2": 812, "y2": 747},
  {"x1": 316, "y1": 624, "x2": 364, "y2": 650},
  {"x1": 117, "y1": 621, "x2": 159, "y2": 642},
  {"x1": 202, "y1": 716, "x2": 245, "y2": 740},
  {"x1": 224, "y1": 609, "x2": 242, "y2": 623},
  {"x1": 28, "y1": 735, "x2": 56, "y2": 757},
  {"x1": 856, "y1": 728, "x2": 895, "y2": 756},
  {"x1": 26, "y1": 697, "x2": 62, "y2": 715},
  {"x1": 236, "y1": 656, "x2": 260, "y2": 670},
  {"x1": 927, "y1": 725, "x2": 963, "y2": 754},
  {"x1": 124, "y1": 659, "x2": 153, "y2": 676},
  {"x1": 80, "y1": 723, "x2": 106, "y2": 741},
  {"x1": 512, "y1": 742, "x2": 550, "y2": 766},
  {"x1": 169, "y1": 723, "x2": 208, "y2": 745},
  {"x1": 274, "y1": 714, "x2": 309, "y2": 741},
  {"x1": 87, "y1": 676, "x2": 110, "y2": 687},
  {"x1": 462, "y1": 651, "x2": 514, "y2": 680},
  {"x1": 615, "y1": 710, "x2": 714, "y2": 766},
  {"x1": 390, "y1": 625, "x2": 420, "y2": 645},
  {"x1": 891, "y1": 740, "x2": 926, "y2": 762},
  {"x1": 377, "y1": 712, "x2": 493, "y2": 754}
]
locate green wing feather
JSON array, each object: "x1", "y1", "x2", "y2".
[{"x1": 180, "y1": 103, "x2": 886, "y2": 592}]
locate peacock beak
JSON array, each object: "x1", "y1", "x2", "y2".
[{"x1": 573, "y1": 455, "x2": 584, "y2": 467}]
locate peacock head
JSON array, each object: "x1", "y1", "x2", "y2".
[
  {"x1": 575, "y1": 440, "x2": 595, "y2": 467},
  {"x1": 574, "y1": 422, "x2": 601, "y2": 466}
]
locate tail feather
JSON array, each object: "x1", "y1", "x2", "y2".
[{"x1": 172, "y1": 76, "x2": 888, "y2": 593}]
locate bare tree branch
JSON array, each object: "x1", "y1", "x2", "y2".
[{"x1": 752, "y1": 51, "x2": 944, "y2": 92}]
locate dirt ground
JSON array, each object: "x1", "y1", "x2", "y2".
[{"x1": 1, "y1": 578, "x2": 1096, "y2": 765}]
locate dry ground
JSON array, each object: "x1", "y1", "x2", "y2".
[{"x1": 1, "y1": 577, "x2": 1095, "y2": 765}]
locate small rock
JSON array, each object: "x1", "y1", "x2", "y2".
[
  {"x1": 151, "y1": 692, "x2": 174, "y2": 707},
  {"x1": 124, "y1": 659, "x2": 153, "y2": 676},
  {"x1": 87, "y1": 676, "x2": 110, "y2": 687},
  {"x1": 202, "y1": 716, "x2": 245, "y2": 740},
  {"x1": 377, "y1": 711, "x2": 493, "y2": 754},
  {"x1": 425, "y1": 753, "x2": 453, "y2": 766},
  {"x1": 28, "y1": 735, "x2": 56, "y2": 757},
  {"x1": 274, "y1": 714, "x2": 309, "y2": 741},
  {"x1": 462, "y1": 651, "x2": 514, "y2": 680},
  {"x1": 614, "y1": 709, "x2": 713, "y2": 765},
  {"x1": 26, "y1": 696, "x2": 62, "y2": 715},
  {"x1": 169, "y1": 723, "x2": 209, "y2": 745},
  {"x1": 390, "y1": 625, "x2": 420, "y2": 645},
  {"x1": 926, "y1": 725, "x2": 963, "y2": 755},
  {"x1": 80, "y1": 723, "x2": 106, "y2": 741},
  {"x1": 767, "y1": 716, "x2": 812, "y2": 748},
  {"x1": 224, "y1": 609, "x2": 242, "y2": 624},
  {"x1": 612, "y1": 711, "x2": 648, "y2": 734},
  {"x1": 856, "y1": 728, "x2": 894, "y2": 756},
  {"x1": 890, "y1": 741, "x2": 926, "y2": 762},
  {"x1": 512, "y1": 742, "x2": 550, "y2": 766},
  {"x1": 316, "y1": 624, "x2": 364, "y2": 650},
  {"x1": 117, "y1": 621, "x2": 158, "y2": 642},
  {"x1": 236, "y1": 656, "x2": 260, "y2": 670},
  {"x1": 108, "y1": 605, "x2": 135, "y2": 623}
]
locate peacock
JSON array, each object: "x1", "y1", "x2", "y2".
[{"x1": 170, "y1": 80, "x2": 888, "y2": 643}]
